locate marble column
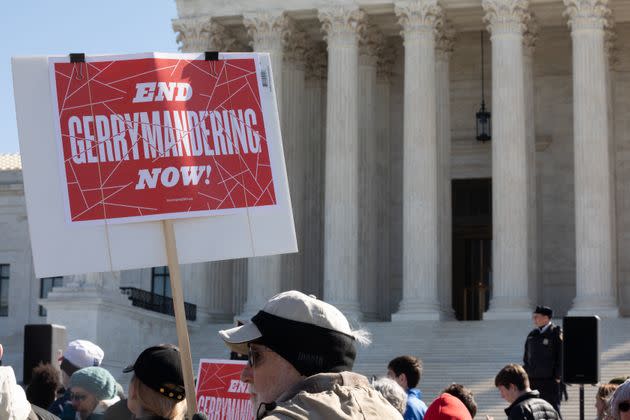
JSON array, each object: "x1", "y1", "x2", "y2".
[
  {"x1": 180, "y1": 264, "x2": 209, "y2": 322},
  {"x1": 318, "y1": 6, "x2": 365, "y2": 319},
  {"x1": 181, "y1": 262, "x2": 233, "y2": 322},
  {"x1": 564, "y1": 0, "x2": 618, "y2": 317},
  {"x1": 376, "y1": 42, "x2": 396, "y2": 319},
  {"x1": 392, "y1": 0, "x2": 442, "y2": 320},
  {"x1": 281, "y1": 21, "x2": 307, "y2": 292},
  {"x1": 358, "y1": 24, "x2": 383, "y2": 320},
  {"x1": 244, "y1": 11, "x2": 287, "y2": 110},
  {"x1": 435, "y1": 21, "x2": 456, "y2": 318},
  {"x1": 240, "y1": 11, "x2": 288, "y2": 318},
  {"x1": 173, "y1": 18, "x2": 242, "y2": 322},
  {"x1": 302, "y1": 44, "x2": 327, "y2": 298},
  {"x1": 523, "y1": 16, "x2": 539, "y2": 304},
  {"x1": 231, "y1": 258, "x2": 248, "y2": 319},
  {"x1": 482, "y1": 0, "x2": 532, "y2": 319},
  {"x1": 605, "y1": 21, "x2": 619, "y2": 306}
]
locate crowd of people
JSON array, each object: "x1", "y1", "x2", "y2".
[
  {"x1": 0, "y1": 291, "x2": 629, "y2": 419},
  {"x1": 0, "y1": 340, "x2": 196, "y2": 420}
]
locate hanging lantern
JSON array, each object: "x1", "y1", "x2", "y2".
[{"x1": 476, "y1": 101, "x2": 491, "y2": 142}]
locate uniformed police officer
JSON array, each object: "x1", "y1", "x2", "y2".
[{"x1": 523, "y1": 305, "x2": 563, "y2": 414}]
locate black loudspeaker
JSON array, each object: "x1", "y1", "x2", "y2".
[
  {"x1": 23, "y1": 324, "x2": 67, "y2": 384},
  {"x1": 563, "y1": 316, "x2": 600, "y2": 384}
]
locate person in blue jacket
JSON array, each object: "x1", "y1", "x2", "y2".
[{"x1": 388, "y1": 355, "x2": 428, "y2": 420}]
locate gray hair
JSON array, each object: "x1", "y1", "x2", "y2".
[
  {"x1": 372, "y1": 377, "x2": 407, "y2": 414},
  {"x1": 610, "y1": 378, "x2": 630, "y2": 419}
]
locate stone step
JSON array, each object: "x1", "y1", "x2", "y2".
[{"x1": 189, "y1": 318, "x2": 630, "y2": 420}]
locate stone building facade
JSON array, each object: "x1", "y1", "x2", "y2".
[
  {"x1": 2, "y1": 0, "x2": 630, "y2": 373},
  {"x1": 167, "y1": 0, "x2": 630, "y2": 320}
]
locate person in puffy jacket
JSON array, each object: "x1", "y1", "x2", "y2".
[
  {"x1": 218, "y1": 290, "x2": 402, "y2": 420},
  {"x1": 491, "y1": 364, "x2": 560, "y2": 420}
]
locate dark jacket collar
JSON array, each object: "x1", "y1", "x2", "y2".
[{"x1": 505, "y1": 390, "x2": 541, "y2": 415}]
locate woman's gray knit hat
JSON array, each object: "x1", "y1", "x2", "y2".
[
  {"x1": 610, "y1": 378, "x2": 630, "y2": 419},
  {"x1": 69, "y1": 366, "x2": 117, "y2": 401}
]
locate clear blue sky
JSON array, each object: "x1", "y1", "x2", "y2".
[{"x1": 2, "y1": 1, "x2": 179, "y2": 154}]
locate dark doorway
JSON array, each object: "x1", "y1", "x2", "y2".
[{"x1": 452, "y1": 178, "x2": 492, "y2": 320}]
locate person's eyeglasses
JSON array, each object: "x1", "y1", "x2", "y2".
[
  {"x1": 70, "y1": 393, "x2": 88, "y2": 401},
  {"x1": 248, "y1": 347, "x2": 271, "y2": 368},
  {"x1": 619, "y1": 401, "x2": 630, "y2": 413}
]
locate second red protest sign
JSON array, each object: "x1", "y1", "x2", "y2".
[{"x1": 196, "y1": 359, "x2": 253, "y2": 420}]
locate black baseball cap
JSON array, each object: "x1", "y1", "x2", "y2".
[{"x1": 123, "y1": 345, "x2": 185, "y2": 401}]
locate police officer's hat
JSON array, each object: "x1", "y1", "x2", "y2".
[{"x1": 533, "y1": 305, "x2": 553, "y2": 318}]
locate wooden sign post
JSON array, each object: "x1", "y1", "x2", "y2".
[{"x1": 163, "y1": 219, "x2": 197, "y2": 417}]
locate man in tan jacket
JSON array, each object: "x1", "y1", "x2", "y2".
[{"x1": 219, "y1": 290, "x2": 403, "y2": 420}]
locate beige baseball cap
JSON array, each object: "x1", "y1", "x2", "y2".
[{"x1": 219, "y1": 290, "x2": 353, "y2": 355}]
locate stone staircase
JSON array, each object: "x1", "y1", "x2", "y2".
[{"x1": 190, "y1": 318, "x2": 630, "y2": 419}]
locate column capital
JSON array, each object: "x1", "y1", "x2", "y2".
[
  {"x1": 563, "y1": 0, "x2": 610, "y2": 31},
  {"x1": 435, "y1": 19, "x2": 456, "y2": 60},
  {"x1": 283, "y1": 19, "x2": 308, "y2": 64},
  {"x1": 305, "y1": 42, "x2": 328, "y2": 81},
  {"x1": 172, "y1": 16, "x2": 214, "y2": 52},
  {"x1": 243, "y1": 10, "x2": 288, "y2": 51},
  {"x1": 395, "y1": 0, "x2": 443, "y2": 39},
  {"x1": 318, "y1": 6, "x2": 366, "y2": 47},
  {"x1": 206, "y1": 22, "x2": 242, "y2": 51},
  {"x1": 359, "y1": 24, "x2": 385, "y2": 61},
  {"x1": 482, "y1": 0, "x2": 530, "y2": 36},
  {"x1": 377, "y1": 40, "x2": 398, "y2": 81},
  {"x1": 522, "y1": 13, "x2": 539, "y2": 56}
]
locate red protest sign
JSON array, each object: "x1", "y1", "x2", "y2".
[
  {"x1": 195, "y1": 359, "x2": 253, "y2": 420},
  {"x1": 50, "y1": 56, "x2": 276, "y2": 223}
]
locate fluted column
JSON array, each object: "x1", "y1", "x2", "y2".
[
  {"x1": 435, "y1": 22, "x2": 456, "y2": 318},
  {"x1": 181, "y1": 262, "x2": 234, "y2": 322},
  {"x1": 318, "y1": 6, "x2": 365, "y2": 319},
  {"x1": 376, "y1": 43, "x2": 396, "y2": 319},
  {"x1": 482, "y1": 0, "x2": 532, "y2": 319},
  {"x1": 172, "y1": 16, "x2": 213, "y2": 52},
  {"x1": 244, "y1": 11, "x2": 287, "y2": 109},
  {"x1": 523, "y1": 17, "x2": 539, "y2": 303},
  {"x1": 358, "y1": 25, "x2": 383, "y2": 320},
  {"x1": 173, "y1": 20, "x2": 240, "y2": 322},
  {"x1": 180, "y1": 264, "x2": 209, "y2": 321},
  {"x1": 231, "y1": 259, "x2": 248, "y2": 319},
  {"x1": 392, "y1": 0, "x2": 442, "y2": 320},
  {"x1": 564, "y1": 0, "x2": 619, "y2": 317},
  {"x1": 281, "y1": 21, "x2": 308, "y2": 292},
  {"x1": 303, "y1": 44, "x2": 327, "y2": 298},
  {"x1": 604, "y1": 21, "x2": 618, "y2": 309},
  {"x1": 240, "y1": 11, "x2": 287, "y2": 318}
]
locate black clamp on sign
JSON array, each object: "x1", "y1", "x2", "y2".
[
  {"x1": 205, "y1": 51, "x2": 220, "y2": 61},
  {"x1": 69, "y1": 53, "x2": 85, "y2": 63}
]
